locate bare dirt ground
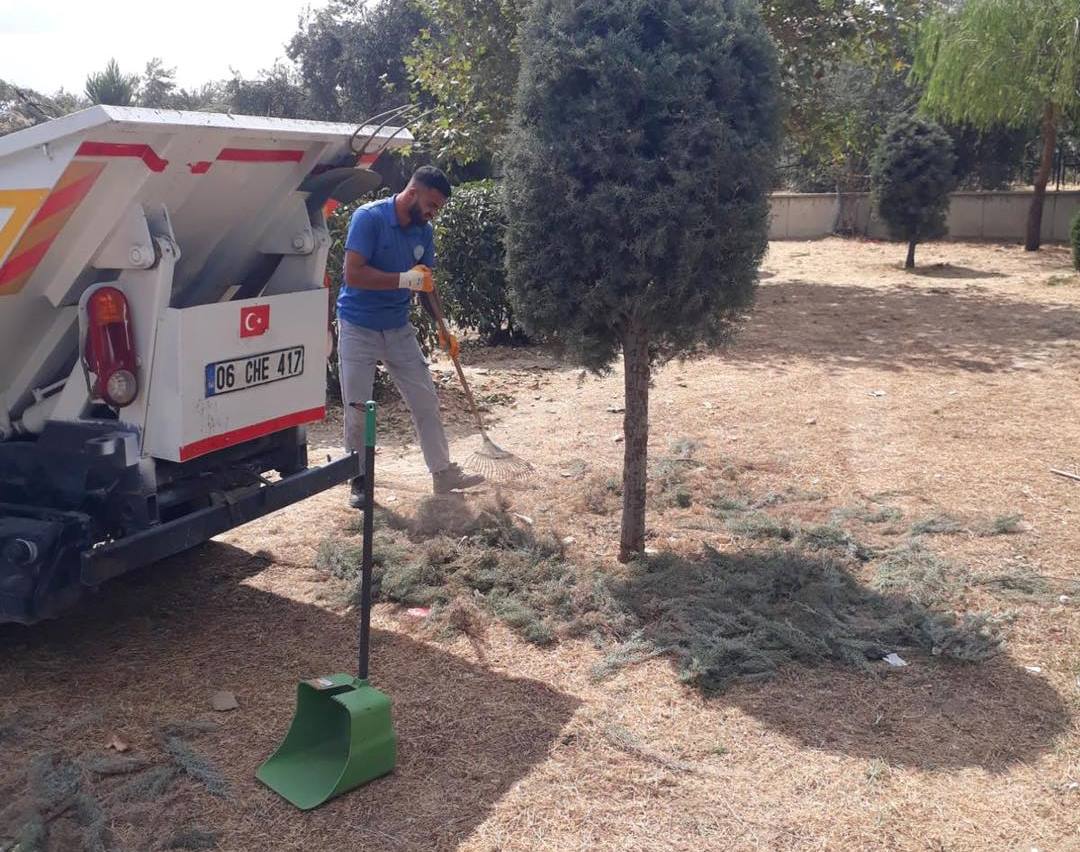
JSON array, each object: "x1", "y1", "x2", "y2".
[{"x1": 2, "y1": 238, "x2": 1079, "y2": 851}]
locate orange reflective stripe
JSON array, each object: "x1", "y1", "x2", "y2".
[
  {"x1": 0, "y1": 188, "x2": 49, "y2": 267},
  {"x1": 0, "y1": 161, "x2": 104, "y2": 296}
]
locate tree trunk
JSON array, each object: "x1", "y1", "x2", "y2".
[
  {"x1": 1026, "y1": 103, "x2": 1058, "y2": 252},
  {"x1": 905, "y1": 238, "x2": 916, "y2": 270},
  {"x1": 618, "y1": 319, "x2": 650, "y2": 563}
]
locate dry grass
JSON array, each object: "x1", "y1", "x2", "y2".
[
  {"x1": 2, "y1": 239, "x2": 1079, "y2": 851},
  {"x1": 165, "y1": 827, "x2": 220, "y2": 850},
  {"x1": 0, "y1": 716, "x2": 229, "y2": 850}
]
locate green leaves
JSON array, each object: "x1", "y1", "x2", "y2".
[
  {"x1": 84, "y1": 59, "x2": 138, "y2": 107},
  {"x1": 504, "y1": 0, "x2": 781, "y2": 370},
  {"x1": 406, "y1": 0, "x2": 529, "y2": 163},
  {"x1": 871, "y1": 113, "x2": 956, "y2": 251},
  {"x1": 914, "y1": 0, "x2": 1080, "y2": 129},
  {"x1": 288, "y1": 0, "x2": 427, "y2": 123},
  {"x1": 433, "y1": 181, "x2": 527, "y2": 343}
]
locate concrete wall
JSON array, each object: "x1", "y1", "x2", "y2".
[{"x1": 768, "y1": 190, "x2": 1080, "y2": 242}]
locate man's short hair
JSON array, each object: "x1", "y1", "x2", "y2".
[{"x1": 411, "y1": 166, "x2": 452, "y2": 199}]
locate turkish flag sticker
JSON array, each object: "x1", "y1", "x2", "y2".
[{"x1": 240, "y1": 305, "x2": 270, "y2": 337}]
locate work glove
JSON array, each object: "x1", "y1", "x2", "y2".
[
  {"x1": 438, "y1": 327, "x2": 460, "y2": 360},
  {"x1": 398, "y1": 264, "x2": 434, "y2": 292}
]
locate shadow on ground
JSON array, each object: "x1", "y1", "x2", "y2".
[
  {"x1": 727, "y1": 656, "x2": 1068, "y2": 772},
  {"x1": 0, "y1": 540, "x2": 580, "y2": 852},
  {"x1": 346, "y1": 499, "x2": 1072, "y2": 776},
  {"x1": 608, "y1": 546, "x2": 1070, "y2": 773},
  {"x1": 908, "y1": 263, "x2": 1006, "y2": 280},
  {"x1": 730, "y1": 279, "x2": 1080, "y2": 373},
  {"x1": 349, "y1": 499, "x2": 1072, "y2": 776}
]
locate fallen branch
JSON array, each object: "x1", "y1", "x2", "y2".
[{"x1": 1050, "y1": 468, "x2": 1080, "y2": 482}]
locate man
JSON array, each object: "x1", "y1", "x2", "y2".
[{"x1": 338, "y1": 165, "x2": 484, "y2": 507}]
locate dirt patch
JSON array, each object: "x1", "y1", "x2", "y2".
[{"x1": 3, "y1": 239, "x2": 1079, "y2": 850}]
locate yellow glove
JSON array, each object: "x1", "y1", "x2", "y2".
[
  {"x1": 398, "y1": 264, "x2": 434, "y2": 292},
  {"x1": 438, "y1": 327, "x2": 460, "y2": 360}
]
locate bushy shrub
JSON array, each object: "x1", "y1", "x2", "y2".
[
  {"x1": 871, "y1": 113, "x2": 957, "y2": 269},
  {"x1": 434, "y1": 180, "x2": 527, "y2": 344}
]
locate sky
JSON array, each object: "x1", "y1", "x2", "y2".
[{"x1": 0, "y1": 0, "x2": 331, "y2": 95}]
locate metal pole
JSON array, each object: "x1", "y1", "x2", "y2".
[{"x1": 358, "y1": 400, "x2": 376, "y2": 681}]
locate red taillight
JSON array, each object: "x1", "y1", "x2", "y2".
[{"x1": 85, "y1": 286, "x2": 138, "y2": 407}]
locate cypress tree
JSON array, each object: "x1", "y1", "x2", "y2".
[
  {"x1": 871, "y1": 113, "x2": 957, "y2": 269},
  {"x1": 504, "y1": 0, "x2": 780, "y2": 560}
]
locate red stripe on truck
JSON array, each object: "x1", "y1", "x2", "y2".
[
  {"x1": 76, "y1": 141, "x2": 169, "y2": 172},
  {"x1": 178, "y1": 406, "x2": 325, "y2": 462},
  {"x1": 0, "y1": 239, "x2": 49, "y2": 287},
  {"x1": 34, "y1": 170, "x2": 101, "y2": 222},
  {"x1": 217, "y1": 148, "x2": 305, "y2": 163}
]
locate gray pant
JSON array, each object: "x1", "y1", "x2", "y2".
[{"x1": 338, "y1": 318, "x2": 449, "y2": 475}]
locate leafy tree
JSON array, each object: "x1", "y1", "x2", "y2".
[
  {"x1": 85, "y1": 59, "x2": 138, "y2": 106},
  {"x1": 946, "y1": 122, "x2": 1031, "y2": 191},
  {"x1": 138, "y1": 58, "x2": 178, "y2": 108},
  {"x1": 504, "y1": 0, "x2": 780, "y2": 560},
  {"x1": 781, "y1": 64, "x2": 1030, "y2": 197},
  {"x1": 871, "y1": 113, "x2": 956, "y2": 269},
  {"x1": 434, "y1": 181, "x2": 526, "y2": 344},
  {"x1": 224, "y1": 62, "x2": 312, "y2": 119},
  {"x1": 289, "y1": 0, "x2": 426, "y2": 122},
  {"x1": 407, "y1": 0, "x2": 527, "y2": 164},
  {"x1": 404, "y1": 0, "x2": 937, "y2": 172},
  {"x1": 172, "y1": 82, "x2": 229, "y2": 113},
  {"x1": 51, "y1": 89, "x2": 86, "y2": 116},
  {"x1": 914, "y1": 0, "x2": 1080, "y2": 250},
  {"x1": 781, "y1": 58, "x2": 914, "y2": 194},
  {"x1": 1, "y1": 80, "x2": 85, "y2": 135},
  {"x1": 769, "y1": 0, "x2": 936, "y2": 184}
]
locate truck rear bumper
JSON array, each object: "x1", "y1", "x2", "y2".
[{"x1": 81, "y1": 452, "x2": 359, "y2": 585}]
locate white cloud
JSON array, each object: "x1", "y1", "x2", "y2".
[{"x1": 0, "y1": 0, "x2": 330, "y2": 94}]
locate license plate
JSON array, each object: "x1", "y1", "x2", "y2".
[{"x1": 204, "y1": 346, "x2": 305, "y2": 397}]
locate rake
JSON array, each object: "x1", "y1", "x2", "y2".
[{"x1": 428, "y1": 289, "x2": 534, "y2": 483}]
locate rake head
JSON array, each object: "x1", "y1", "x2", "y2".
[{"x1": 465, "y1": 434, "x2": 535, "y2": 483}]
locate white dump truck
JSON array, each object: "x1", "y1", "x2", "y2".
[{"x1": 0, "y1": 106, "x2": 404, "y2": 624}]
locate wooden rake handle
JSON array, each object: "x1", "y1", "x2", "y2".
[{"x1": 426, "y1": 287, "x2": 488, "y2": 438}]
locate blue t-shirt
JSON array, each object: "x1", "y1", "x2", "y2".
[{"x1": 338, "y1": 195, "x2": 435, "y2": 330}]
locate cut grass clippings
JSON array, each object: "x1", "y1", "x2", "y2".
[
  {"x1": 909, "y1": 512, "x2": 1028, "y2": 538},
  {"x1": 831, "y1": 504, "x2": 904, "y2": 525},
  {"x1": 321, "y1": 497, "x2": 626, "y2": 647},
  {"x1": 606, "y1": 545, "x2": 1000, "y2": 692},
  {"x1": 872, "y1": 541, "x2": 966, "y2": 607},
  {"x1": 2, "y1": 719, "x2": 227, "y2": 852},
  {"x1": 161, "y1": 735, "x2": 229, "y2": 799},
  {"x1": 721, "y1": 509, "x2": 874, "y2": 561},
  {"x1": 318, "y1": 496, "x2": 1002, "y2": 695}
]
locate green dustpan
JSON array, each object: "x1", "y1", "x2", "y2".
[{"x1": 257, "y1": 401, "x2": 397, "y2": 810}]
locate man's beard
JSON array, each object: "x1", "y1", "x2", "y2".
[{"x1": 408, "y1": 202, "x2": 425, "y2": 226}]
